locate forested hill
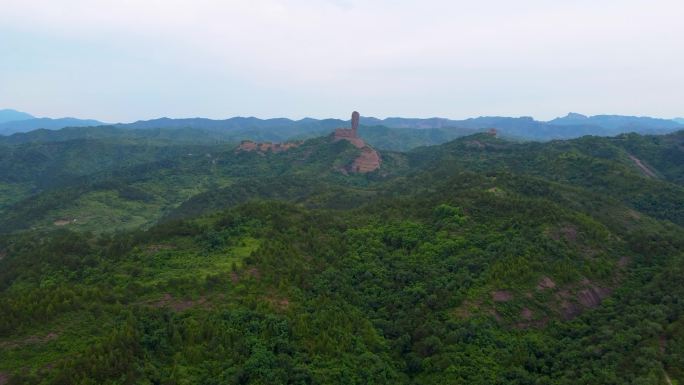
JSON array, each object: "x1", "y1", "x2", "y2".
[{"x1": 0, "y1": 129, "x2": 682, "y2": 384}]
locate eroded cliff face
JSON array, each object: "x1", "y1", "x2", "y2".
[
  {"x1": 236, "y1": 111, "x2": 382, "y2": 174},
  {"x1": 332, "y1": 111, "x2": 381, "y2": 173},
  {"x1": 351, "y1": 146, "x2": 381, "y2": 173}
]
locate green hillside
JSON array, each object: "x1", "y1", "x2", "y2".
[{"x1": 0, "y1": 130, "x2": 682, "y2": 384}]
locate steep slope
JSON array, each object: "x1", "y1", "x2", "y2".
[{"x1": 410, "y1": 131, "x2": 684, "y2": 225}]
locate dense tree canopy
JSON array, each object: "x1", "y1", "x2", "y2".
[{"x1": 0, "y1": 130, "x2": 682, "y2": 384}]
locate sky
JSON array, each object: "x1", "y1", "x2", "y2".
[{"x1": 1, "y1": 0, "x2": 683, "y2": 122}]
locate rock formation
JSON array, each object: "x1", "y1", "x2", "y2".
[
  {"x1": 236, "y1": 111, "x2": 381, "y2": 174},
  {"x1": 333, "y1": 111, "x2": 365, "y2": 148},
  {"x1": 351, "y1": 110, "x2": 360, "y2": 136},
  {"x1": 332, "y1": 111, "x2": 381, "y2": 173}
]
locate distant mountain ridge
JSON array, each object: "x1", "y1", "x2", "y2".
[
  {"x1": 117, "y1": 113, "x2": 684, "y2": 140},
  {"x1": 0, "y1": 109, "x2": 34, "y2": 124},
  {"x1": 1, "y1": 108, "x2": 683, "y2": 144},
  {"x1": 0, "y1": 115, "x2": 105, "y2": 136},
  {"x1": 548, "y1": 112, "x2": 681, "y2": 130}
]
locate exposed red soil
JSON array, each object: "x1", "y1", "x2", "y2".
[{"x1": 351, "y1": 147, "x2": 381, "y2": 173}]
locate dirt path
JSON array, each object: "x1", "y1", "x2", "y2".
[
  {"x1": 664, "y1": 370, "x2": 673, "y2": 385},
  {"x1": 628, "y1": 154, "x2": 658, "y2": 178}
]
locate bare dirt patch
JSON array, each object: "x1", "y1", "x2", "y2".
[
  {"x1": 618, "y1": 256, "x2": 631, "y2": 268},
  {"x1": 265, "y1": 296, "x2": 291, "y2": 311},
  {"x1": 537, "y1": 276, "x2": 557, "y2": 290},
  {"x1": 53, "y1": 219, "x2": 74, "y2": 226},
  {"x1": 520, "y1": 307, "x2": 534, "y2": 320},
  {"x1": 466, "y1": 140, "x2": 486, "y2": 149},
  {"x1": 0, "y1": 372, "x2": 9, "y2": 385},
  {"x1": 0, "y1": 332, "x2": 59, "y2": 349},
  {"x1": 659, "y1": 335, "x2": 667, "y2": 354},
  {"x1": 492, "y1": 290, "x2": 514, "y2": 302},
  {"x1": 146, "y1": 244, "x2": 175, "y2": 253},
  {"x1": 487, "y1": 187, "x2": 505, "y2": 197},
  {"x1": 548, "y1": 224, "x2": 579, "y2": 243},
  {"x1": 559, "y1": 225, "x2": 578, "y2": 242},
  {"x1": 628, "y1": 154, "x2": 658, "y2": 178},
  {"x1": 149, "y1": 293, "x2": 208, "y2": 312},
  {"x1": 453, "y1": 299, "x2": 481, "y2": 319},
  {"x1": 627, "y1": 209, "x2": 642, "y2": 220},
  {"x1": 246, "y1": 267, "x2": 261, "y2": 280}
]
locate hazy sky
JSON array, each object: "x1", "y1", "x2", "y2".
[{"x1": 1, "y1": 0, "x2": 683, "y2": 122}]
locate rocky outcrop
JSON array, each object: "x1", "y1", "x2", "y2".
[
  {"x1": 333, "y1": 111, "x2": 381, "y2": 173},
  {"x1": 556, "y1": 281, "x2": 612, "y2": 320}
]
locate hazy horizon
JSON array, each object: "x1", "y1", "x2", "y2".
[
  {"x1": 2, "y1": 0, "x2": 683, "y2": 122},
  {"x1": 2, "y1": 107, "x2": 684, "y2": 125}
]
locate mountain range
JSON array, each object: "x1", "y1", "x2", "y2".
[
  {"x1": 0, "y1": 108, "x2": 682, "y2": 144},
  {"x1": 0, "y1": 109, "x2": 104, "y2": 135}
]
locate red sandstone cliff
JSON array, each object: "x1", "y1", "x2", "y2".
[{"x1": 332, "y1": 111, "x2": 381, "y2": 173}]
